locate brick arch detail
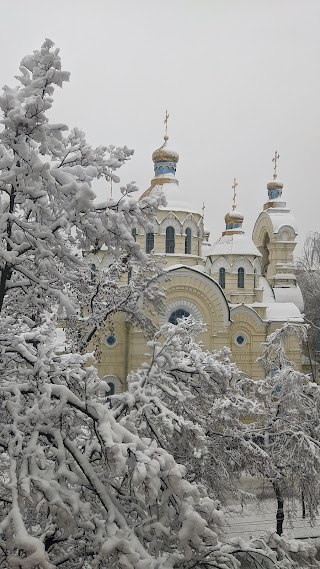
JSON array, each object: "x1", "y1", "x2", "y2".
[{"x1": 162, "y1": 268, "x2": 231, "y2": 332}]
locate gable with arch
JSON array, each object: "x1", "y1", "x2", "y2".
[
  {"x1": 231, "y1": 257, "x2": 254, "y2": 275},
  {"x1": 210, "y1": 256, "x2": 232, "y2": 273},
  {"x1": 160, "y1": 214, "x2": 182, "y2": 234},
  {"x1": 160, "y1": 266, "x2": 230, "y2": 351}
]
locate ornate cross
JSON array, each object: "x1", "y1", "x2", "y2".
[
  {"x1": 232, "y1": 178, "x2": 238, "y2": 210},
  {"x1": 164, "y1": 110, "x2": 169, "y2": 136},
  {"x1": 272, "y1": 150, "x2": 280, "y2": 179}
]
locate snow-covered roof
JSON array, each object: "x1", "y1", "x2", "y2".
[
  {"x1": 164, "y1": 263, "x2": 185, "y2": 272},
  {"x1": 274, "y1": 273, "x2": 296, "y2": 280},
  {"x1": 165, "y1": 263, "x2": 207, "y2": 275},
  {"x1": 156, "y1": 182, "x2": 202, "y2": 215},
  {"x1": 265, "y1": 206, "x2": 298, "y2": 234},
  {"x1": 207, "y1": 233, "x2": 261, "y2": 258},
  {"x1": 230, "y1": 300, "x2": 303, "y2": 324},
  {"x1": 202, "y1": 242, "x2": 211, "y2": 254},
  {"x1": 226, "y1": 210, "x2": 244, "y2": 219},
  {"x1": 191, "y1": 264, "x2": 206, "y2": 273},
  {"x1": 273, "y1": 285, "x2": 304, "y2": 312},
  {"x1": 265, "y1": 302, "x2": 304, "y2": 322},
  {"x1": 259, "y1": 276, "x2": 275, "y2": 303}
]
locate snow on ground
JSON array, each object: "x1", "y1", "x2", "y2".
[
  {"x1": 225, "y1": 498, "x2": 320, "y2": 542},
  {"x1": 225, "y1": 476, "x2": 320, "y2": 543}
]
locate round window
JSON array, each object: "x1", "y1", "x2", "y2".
[
  {"x1": 235, "y1": 334, "x2": 247, "y2": 347},
  {"x1": 105, "y1": 334, "x2": 117, "y2": 348},
  {"x1": 169, "y1": 309, "x2": 190, "y2": 325}
]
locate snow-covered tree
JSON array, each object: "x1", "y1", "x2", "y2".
[
  {"x1": 298, "y1": 232, "x2": 320, "y2": 380},
  {"x1": 0, "y1": 36, "x2": 168, "y2": 376},
  {"x1": 0, "y1": 37, "x2": 173, "y2": 568},
  {"x1": 0, "y1": 40, "x2": 318, "y2": 569},
  {"x1": 1, "y1": 315, "x2": 317, "y2": 568},
  {"x1": 248, "y1": 324, "x2": 320, "y2": 536},
  {"x1": 113, "y1": 316, "x2": 268, "y2": 505},
  {"x1": 67, "y1": 255, "x2": 167, "y2": 355}
]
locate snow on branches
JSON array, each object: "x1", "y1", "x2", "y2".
[
  {"x1": 2, "y1": 316, "x2": 315, "y2": 569},
  {"x1": 0, "y1": 316, "x2": 238, "y2": 569},
  {"x1": 0, "y1": 38, "x2": 164, "y2": 321},
  {"x1": 0, "y1": 39, "x2": 319, "y2": 569},
  {"x1": 114, "y1": 316, "x2": 269, "y2": 504},
  {"x1": 247, "y1": 323, "x2": 320, "y2": 535}
]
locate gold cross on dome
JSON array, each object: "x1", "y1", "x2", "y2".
[
  {"x1": 232, "y1": 178, "x2": 238, "y2": 210},
  {"x1": 272, "y1": 150, "x2": 280, "y2": 179},
  {"x1": 164, "y1": 110, "x2": 169, "y2": 136}
]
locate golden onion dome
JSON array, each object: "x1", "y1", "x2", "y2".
[
  {"x1": 224, "y1": 209, "x2": 244, "y2": 225},
  {"x1": 152, "y1": 135, "x2": 179, "y2": 164},
  {"x1": 267, "y1": 179, "x2": 284, "y2": 191}
]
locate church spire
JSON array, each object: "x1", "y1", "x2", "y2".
[
  {"x1": 151, "y1": 112, "x2": 179, "y2": 182},
  {"x1": 223, "y1": 178, "x2": 244, "y2": 235},
  {"x1": 272, "y1": 150, "x2": 280, "y2": 180},
  {"x1": 264, "y1": 150, "x2": 285, "y2": 209},
  {"x1": 164, "y1": 109, "x2": 169, "y2": 137},
  {"x1": 232, "y1": 177, "x2": 238, "y2": 211}
]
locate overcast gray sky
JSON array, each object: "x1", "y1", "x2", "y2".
[{"x1": 1, "y1": 0, "x2": 319, "y2": 256}]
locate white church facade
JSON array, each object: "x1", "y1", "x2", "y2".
[{"x1": 88, "y1": 135, "x2": 305, "y2": 393}]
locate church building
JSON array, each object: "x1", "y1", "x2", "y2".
[{"x1": 88, "y1": 134, "x2": 305, "y2": 394}]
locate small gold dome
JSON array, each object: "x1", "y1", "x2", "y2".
[
  {"x1": 267, "y1": 179, "x2": 284, "y2": 191},
  {"x1": 152, "y1": 135, "x2": 179, "y2": 164},
  {"x1": 224, "y1": 210, "x2": 244, "y2": 225}
]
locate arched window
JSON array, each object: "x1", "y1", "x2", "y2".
[
  {"x1": 146, "y1": 232, "x2": 154, "y2": 254},
  {"x1": 165, "y1": 226, "x2": 175, "y2": 253},
  {"x1": 253, "y1": 268, "x2": 257, "y2": 289},
  {"x1": 262, "y1": 233, "x2": 270, "y2": 276},
  {"x1": 132, "y1": 228, "x2": 137, "y2": 242},
  {"x1": 90, "y1": 263, "x2": 96, "y2": 282},
  {"x1": 107, "y1": 382, "x2": 115, "y2": 396},
  {"x1": 238, "y1": 267, "x2": 245, "y2": 288},
  {"x1": 219, "y1": 267, "x2": 226, "y2": 289},
  {"x1": 169, "y1": 308, "x2": 190, "y2": 325},
  {"x1": 99, "y1": 375, "x2": 122, "y2": 400},
  {"x1": 185, "y1": 228, "x2": 192, "y2": 254}
]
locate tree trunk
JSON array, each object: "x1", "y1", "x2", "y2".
[
  {"x1": 0, "y1": 184, "x2": 16, "y2": 314},
  {"x1": 302, "y1": 491, "x2": 306, "y2": 519},
  {"x1": 273, "y1": 481, "x2": 284, "y2": 535},
  {"x1": 307, "y1": 335, "x2": 316, "y2": 382}
]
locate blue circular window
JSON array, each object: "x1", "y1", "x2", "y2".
[
  {"x1": 169, "y1": 309, "x2": 190, "y2": 325},
  {"x1": 235, "y1": 334, "x2": 246, "y2": 347},
  {"x1": 105, "y1": 335, "x2": 117, "y2": 347}
]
